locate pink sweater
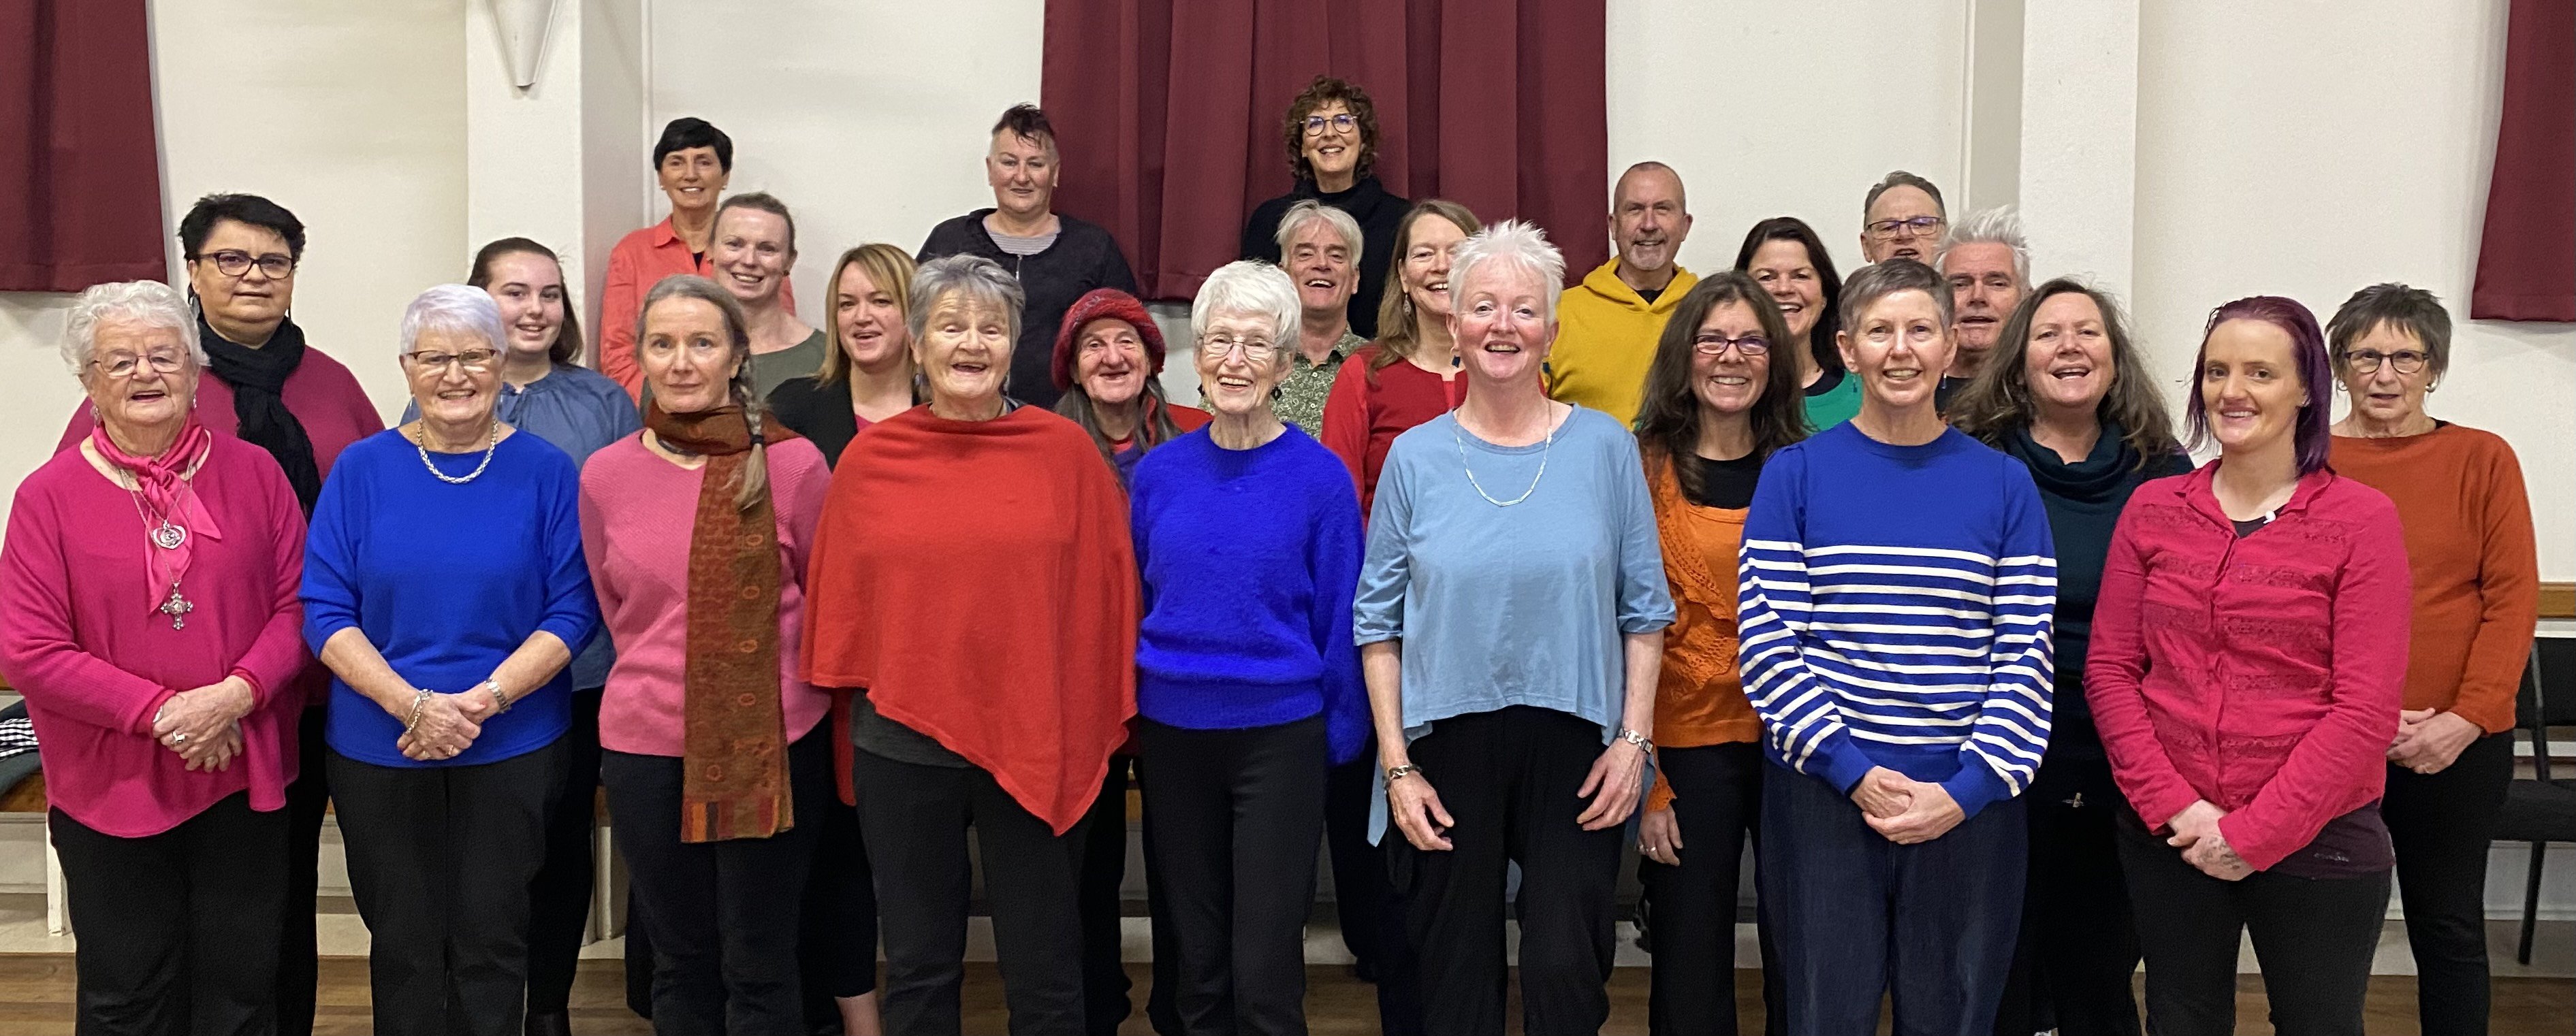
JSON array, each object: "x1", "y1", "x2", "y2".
[
  {"x1": 2086, "y1": 464, "x2": 2411, "y2": 871},
  {"x1": 579, "y1": 434, "x2": 833, "y2": 757},
  {"x1": 0, "y1": 435, "x2": 311, "y2": 837}
]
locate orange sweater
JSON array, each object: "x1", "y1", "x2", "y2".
[
  {"x1": 1643, "y1": 452, "x2": 1763, "y2": 813},
  {"x1": 2328, "y1": 424, "x2": 2539, "y2": 734}
]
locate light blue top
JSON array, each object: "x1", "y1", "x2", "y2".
[
  {"x1": 1354, "y1": 405, "x2": 1673, "y2": 745},
  {"x1": 404, "y1": 364, "x2": 637, "y2": 690}
]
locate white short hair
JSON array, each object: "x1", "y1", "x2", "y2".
[
  {"x1": 1190, "y1": 261, "x2": 1301, "y2": 352},
  {"x1": 63, "y1": 280, "x2": 204, "y2": 374},
  {"x1": 400, "y1": 283, "x2": 506, "y2": 355},
  {"x1": 1273, "y1": 199, "x2": 1364, "y2": 258},
  {"x1": 1937, "y1": 205, "x2": 2031, "y2": 287},
  {"x1": 1448, "y1": 219, "x2": 1566, "y2": 322}
]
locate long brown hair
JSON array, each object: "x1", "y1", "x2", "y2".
[
  {"x1": 1633, "y1": 272, "x2": 1811, "y2": 497},
  {"x1": 1368, "y1": 199, "x2": 1481, "y2": 376},
  {"x1": 637, "y1": 275, "x2": 771, "y2": 511},
  {"x1": 816, "y1": 244, "x2": 919, "y2": 386},
  {"x1": 468, "y1": 238, "x2": 584, "y2": 366},
  {"x1": 1949, "y1": 278, "x2": 2180, "y2": 468}
]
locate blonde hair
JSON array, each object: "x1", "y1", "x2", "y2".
[
  {"x1": 816, "y1": 244, "x2": 919, "y2": 385},
  {"x1": 1367, "y1": 199, "x2": 1480, "y2": 375},
  {"x1": 637, "y1": 275, "x2": 770, "y2": 511}
]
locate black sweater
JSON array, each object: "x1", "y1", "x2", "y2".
[
  {"x1": 1239, "y1": 176, "x2": 1412, "y2": 340},
  {"x1": 918, "y1": 210, "x2": 1139, "y2": 410},
  {"x1": 765, "y1": 375, "x2": 862, "y2": 470}
]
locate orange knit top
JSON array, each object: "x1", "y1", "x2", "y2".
[
  {"x1": 2327, "y1": 423, "x2": 2539, "y2": 734},
  {"x1": 1643, "y1": 451, "x2": 1764, "y2": 813}
]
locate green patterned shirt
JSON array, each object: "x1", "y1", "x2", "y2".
[{"x1": 1275, "y1": 331, "x2": 1367, "y2": 436}]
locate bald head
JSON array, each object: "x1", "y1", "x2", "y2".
[{"x1": 1611, "y1": 162, "x2": 1691, "y2": 290}]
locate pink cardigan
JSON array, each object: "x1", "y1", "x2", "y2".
[
  {"x1": 2086, "y1": 463, "x2": 2411, "y2": 871},
  {"x1": 0, "y1": 434, "x2": 311, "y2": 837},
  {"x1": 578, "y1": 434, "x2": 833, "y2": 757}
]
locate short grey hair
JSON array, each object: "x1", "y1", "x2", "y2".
[
  {"x1": 906, "y1": 255, "x2": 1025, "y2": 346},
  {"x1": 1862, "y1": 169, "x2": 1947, "y2": 221},
  {"x1": 63, "y1": 280, "x2": 203, "y2": 374},
  {"x1": 1448, "y1": 219, "x2": 1567, "y2": 322},
  {"x1": 1839, "y1": 257, "x2": 1954, "y2": 331},
  {"x1": 1190, "y1": 261, "x2": 1301, "y2": 353},
  {"x1": 1936, "y1": 206, "x2": 2031, "y2": 287},
  {"x1": 399, "y1": 283, "x2": 506, "y2": 355},
  {"x1": 1273, "y1": 199, "x2": 1364, "y2": 259}
]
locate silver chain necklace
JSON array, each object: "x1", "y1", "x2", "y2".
[
  {"x1": 1452, "y1": 408, "x2": 1560, "y2": 507},
  {"x1": 116, "y1": 474, "x2": 192, "y2": 628},
  {"x1": 415, "y1": 421, "x2": 500, "y2": 485}
]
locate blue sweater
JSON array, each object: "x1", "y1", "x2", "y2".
[
  {"x1": 302, "y1": 430, "x2": 599, "y2": 768},
  {"x1": 1130, "y1": 426, "x2": 1367, "y2": 764},
  {"x1": 1736, "y1": 423, "x2": 2056, "y2": 820}
]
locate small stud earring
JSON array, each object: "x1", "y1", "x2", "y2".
[{"x1": 1542, "y1": 361, "x2": 1554, "y2": 377}]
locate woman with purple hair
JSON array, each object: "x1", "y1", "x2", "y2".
[{"x1": 2086, "y1": 296, "x2": 2411, "y2": 1035}]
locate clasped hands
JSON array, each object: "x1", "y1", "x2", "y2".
[
  {"x1": 1848, "y1": 766, "x2": 1965, "y2": 845},
  {"x1": 394, "y1": 683, "x2": 505, "y2": 762},
  {"x1": 2165, "y1": 800, "x2": 2252, "y2": 881},
  {"x1": 2387, "y1": 708, "x2": 2479, "y2": 775},
  {"x1": 152, "y1": 677, "x2": 253, "y2": 772}
]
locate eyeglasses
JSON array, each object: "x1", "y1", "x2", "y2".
[
  {"x1": 2342, "y1": 349, "x2": 2428, "y2": 375},
  {"x1": 407, "y1": 349, "x2": 500, "y2": 373},
  {"x1": 1200, "y1": 334, "x2": 1279, "y2": 363},
  {"x1": 92, "y1": 351, "x2": 187, "y2": 378},
  {"x1": 1691, "y1": 334, "x2": 1770, "y2": 357},
  {"x1": 1864, "y1": 216, "x2": 1946, "y2": 240},
  {"x1": 196, "y1": 249, "x2": 296, "y2": 279},
  {"x1": 1302, "y1": 114, "x2": 1359, "y2": 137}
]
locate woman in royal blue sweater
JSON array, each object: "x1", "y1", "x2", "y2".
[{"x1": 1129, "y1": 261, "x2": 1368, "y2": 1036}]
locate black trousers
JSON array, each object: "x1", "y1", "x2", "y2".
[
  {"x1": 1079, "y1": 754, "x2": 1179, "y2": 1036},
  {"x1": 1638, "y1": 741, "x2": 1775, "y2": 1036},
  {"x1": 1138, "y1": 717, "x2": 1327, "y2": 1036},
  {"x1": 328, "y1": 739, "x2": 565, "y2": 1036},
  {"x1": 525, "y1": 690, "x2": 604, "y2": 1016},
  {"x1": 276, "y1": 706, "x2": 328, "y2": 1036},
  {"x1": 605, "y1": 732, "x2": 831, "y2": 1036},
  {"x1": 52, "y1": 792, "x2": 289, "y2": 1036},
  {"x1": 803, "y1": 777, "x2": 881, "y2": 1029},
  {"x1": 1322, "y1": 737, "x2": 1422, "y2": 1036},
  {"x1": 2116, "y1": 813, "x2": 2389, "y2": 1036},
  {"x1": 860, "y1": 749, "x2": 1090, "y2": 1036},
  {"x1": 1384, "y1": 707, "x2": 1625, "y2": 1036},
  {"x1": 1992, "y1": 754, "x2": 2141, "y2": 1036},
  {"x1": 2385, "y1": 731, "x2": 2513, "y2": 1035}
]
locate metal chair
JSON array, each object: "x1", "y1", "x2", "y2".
[{"x1": 2498, "y1": 637, "x2": 2576, "y2": 965}]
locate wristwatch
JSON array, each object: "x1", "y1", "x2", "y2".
[
  {"x1": 1616, "y1": 727, "x2": 1654, "y2": 754},
  {"x1": 482, "y1": 678, "x2": 513, "y2": 714}
]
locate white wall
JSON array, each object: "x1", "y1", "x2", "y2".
[{"x1": 2133, "y1": 0, "x2": 2575, "y2": 574}]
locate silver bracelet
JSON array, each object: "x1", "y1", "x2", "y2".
[
  {"x1": 402, "y1": 688, "x2": 433, "y2": 734},
  {"x1": 1616, "y1": 727, "x2": 1654, "y2": 754},
  {"x1": 1384, "y1": 763, "x2": 1422, "y2": 785},
  {"x1": 482, "y1": 678, "x2": 512, "y2": 713}
]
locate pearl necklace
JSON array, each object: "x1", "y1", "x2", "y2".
[
  {"x1": 415, "y1": 421, "x2": 500, "y2": 485},
  {"x1": 1452, "y1": 407, "x2": 1561, "y2": 507}
]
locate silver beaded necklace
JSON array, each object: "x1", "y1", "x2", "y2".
[
  {"x1": 414, "y1": 421, "x2": 500, "y2": 485},
  {"x1": 1452, "y1": 407, "x2": 1561, "y2": 507}
]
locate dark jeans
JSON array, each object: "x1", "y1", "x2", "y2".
[
  {"x1": 1080, "y1": 754, "x2": 1178, "y2": 1036},
  {"x1": 803, "y1": 779, "x2": 880, "y2": 1029},
  {"x1": 526, "y1": 690, "x2": 603, "y2": 1016},
  {"x1": 1760, "y1": 761, "x2": 2025, "y2": 1035},
  {"x1": 2116, "y1": 812, "x2": 2390, "y2": 1036},
  {"x1": 2385, "y1": 731, "x2": 2513, "y2": 1035},
  {"x1": 1638, "y1": 741, "x2": 1776, "y2": 1036},
  {"x1": 1384, "y1": 707, "x2": 1625, "y2": 1036},
  {"x1": 859, "y1": 749, "x2": 1089, "y2": 1036},
  {"x1": 604, "y1": 732, "x2": 831, "y2": 1036},
  {"x1": 1138, "y1": 717, "x2": 1327, "y2": 1036},
  {"x1": 276, "y1": 705, "x2": 328, "y2": 1036},
  {"x1": 1992, "y1": 754, "x2": 2141, "y2": 1036},
  {"x1": 328, "y1": 739, "x2": 565, "y2": 1036},
  {"x1": 52, "y1": 792, "x2": 289, "y2": 1036},
  {"x1": 1323, "y1": 737, "x2": 1423, "y2": 1035}
]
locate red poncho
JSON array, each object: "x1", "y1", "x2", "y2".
[{"x1": 802, "y1": 404, "x2": 1137, "y2": 834}]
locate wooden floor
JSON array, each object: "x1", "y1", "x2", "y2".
[{"x1": 0, "y1": 958, "x2": 2566, "y2": 1035}]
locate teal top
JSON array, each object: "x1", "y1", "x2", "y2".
[{"x1": 1800, "y1": 368, "x2": 1863, "y2": 430}]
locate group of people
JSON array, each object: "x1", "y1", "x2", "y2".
[{"x1": 0, "y1": 74, "x2": 2541, "y2": 1036}]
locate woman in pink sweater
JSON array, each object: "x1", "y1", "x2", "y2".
[
  {"x1": 0, "y1": 281, "x2": 311, "y2": 1032},
  {"x1": 2087, "y1": 295, "x2": 2410, "y2": 1036}
]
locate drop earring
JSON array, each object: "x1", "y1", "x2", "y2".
[{"x1": 1542, "y1": 361, "x2": 1554, "y2": 377}]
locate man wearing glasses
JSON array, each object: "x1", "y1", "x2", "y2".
[{"x1": 1859, "y1": 170, "x2": 1948, "y2": 265}]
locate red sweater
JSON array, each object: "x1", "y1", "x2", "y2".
[
  {"x1": 1319, "y1": 346, "x2": 1465, "y2": 520},
  {"x1": 800, "y1": 405, "x2": 1137, "y2": 834},
  {"x1": 2086, "y1": 464, "x2": 2411, "y2": 871}
]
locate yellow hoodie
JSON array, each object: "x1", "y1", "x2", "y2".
[{"x1": 1546, "y1": 259, "x2": 1697, "y2": 425}]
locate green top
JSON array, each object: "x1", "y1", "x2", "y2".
[
  {"x1": 750, "y1": 329, "x2": 829, "y2": 405},
  {"x1": 1275, "y1": 331, "x2": 1366, "y2": 436},
  {"x1": 1800, "y1": 368, "x2": 1863, "y2": 431}
]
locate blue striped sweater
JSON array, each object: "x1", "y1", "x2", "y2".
[{"x1": 1736, "y1": 423, "x2": 2057, "y2": 819}]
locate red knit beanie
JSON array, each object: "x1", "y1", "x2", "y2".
[{"x1": 1051, "y1": 288, "x2": 1166, "y2": 392}]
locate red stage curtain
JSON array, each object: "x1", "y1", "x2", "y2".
[
  {"x1": 1043, "y1": 0, "x2": 1607, "y2": 300},
  {"x1": 0, "y1": 0, "x2": 164, "y2": 293},
  {"x1": 2469, "y1": 0, "x2": 2573, "y2": 321}
]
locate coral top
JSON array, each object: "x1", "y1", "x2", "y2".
[
  {"x1": 0, "y1": 435, "x2": 310, "y2": 837},
  {"x1": 2086, "y1": 464, "x2": 2411, "y2": 871},
  {"x1": 1319, "y1": 346, "x2": 1467, "y2": 521},
  {"x1": 599, "y1": 216, "x2": 796, "y2": 400},
  {"x1": 2328, "y1": 425, "x2": 2539, "y2": 734}
]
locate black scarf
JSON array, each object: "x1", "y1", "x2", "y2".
[{"x1": 199, "y1": 310, "x2": 323, "y2": 513}]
